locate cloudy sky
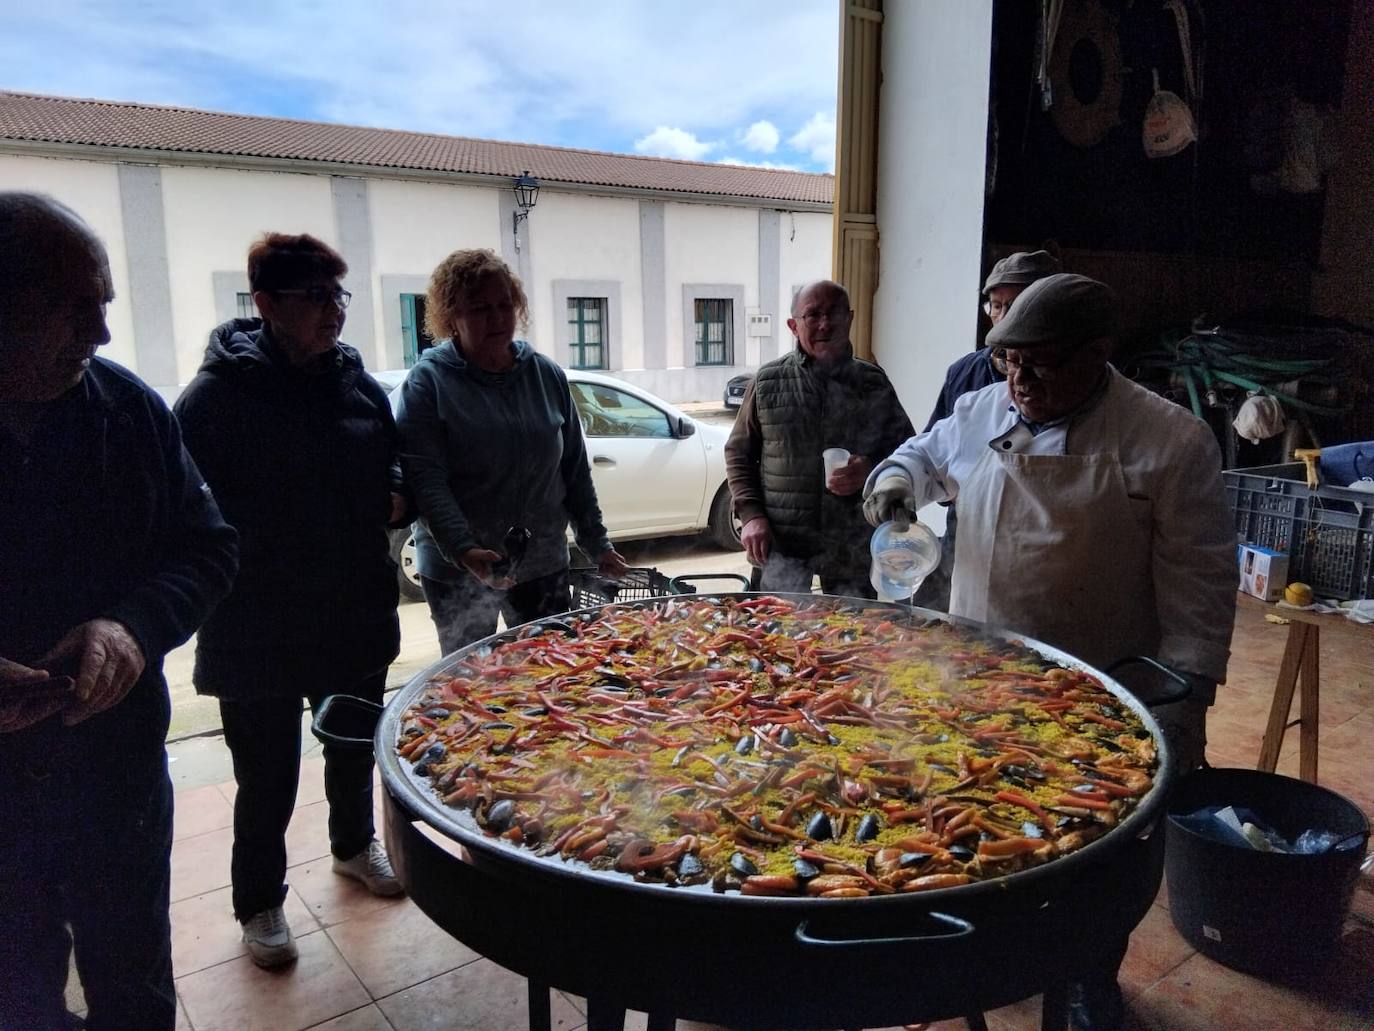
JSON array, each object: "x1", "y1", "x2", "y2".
[{"x1": 2, "y1": 0, "x2": 840, "y2": 172}]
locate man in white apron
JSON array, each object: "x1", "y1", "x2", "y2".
[{"x1": 864, "y1": 273, "x2": 1236, "y2": 1031}]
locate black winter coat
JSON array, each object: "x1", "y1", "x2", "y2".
[
  {"x1": 0, "y1": 358, "x2": 238, "y2": 774},
  {"x1": 174, "y1": 320, "x2": 401, "y2": 696}
]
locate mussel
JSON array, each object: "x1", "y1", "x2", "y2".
[
  {"x1": 855, "y1": 813, "x2": 881, "y2": 842},
  {"x1": 805, "y1": 812, "x2": 833, "y2": 841},
  {"x1": 899, "y1": 852, "x2": 933, "y2": 868},
  {"x1": 414, "y1": 742, "x2": 446, "y2": 777},
  {"x1": 948, "y1": 845, "x2": 976, "y2": 863},
  {"x1": 794, "y1": 858, "x2": 820, "y2": 879},
  {"x1": 729, "y1": 852, "x2": 758, "y2": 877},
  {"x1": 735, "y1": 735, "x2": 754, "y2": 756},
  {"x1": 677, "y1": 853, "x2": 704, "y2": 879},
  {"x1": 484, "y1": 799, "x2": 515, "y2": 833},
  {"x1": 778, "y1": 728, "x2": 798, "y2": 748}
]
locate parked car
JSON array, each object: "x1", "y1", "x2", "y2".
[
  {"x1": 723, "y1": 372, "x2": 754, "y2": 409},
  {"x1": 380, "y1": 367, "x2": 741, "y2": 601}
]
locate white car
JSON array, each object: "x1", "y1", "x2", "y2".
[{"x1": 380, "y1": 368, "x2": 740, "y2": 600}]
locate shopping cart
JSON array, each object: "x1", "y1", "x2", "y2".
[{"x1": 568, "y1": 567, "x2": 751, "y2": 609}]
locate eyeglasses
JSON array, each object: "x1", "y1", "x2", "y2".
[
  {"x1": 983, "y1": 299, "x2": 1012, "y2": 319},
  {"x1": 274, "y1": 286, "x2": 352, "y2": 309},
  {"x1": 795, "y1": 307, "x2": 853, "y2": 326},
  {"x1": 989, "y1": 344, "x2": 1084, "y2": 380}
]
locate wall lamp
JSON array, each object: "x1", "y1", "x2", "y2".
[{"x1": 512, "y1": 170, "x2": 540, "y2": 252}]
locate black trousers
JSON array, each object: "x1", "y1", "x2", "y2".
[
  {"x1": 421, "y1": 569, "x2": 572, "y2": 656},
  {"x1": 0, "y1": 755, "x2": 175, "y2": 1031},
  {"x1": 218, "y1": 669, "x2": 386, "y2": 922}
]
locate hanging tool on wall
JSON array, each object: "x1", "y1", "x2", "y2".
[
  {"x1": 1045, "y1": 0, "x2": 1125, "y2": 148},
  {"x1": 1144, "y1": 0, "x2": 1202, "y2": 157}
]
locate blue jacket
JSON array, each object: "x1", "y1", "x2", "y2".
[
  {"x1": 396, "y1": 340, "x2": 611, "y2": 583},
  {"x1": 923, "y1": 348, "x2": 1003, "y2": 431},
  {"x1": 175, "y1": 320, "x2": 401, "y2": 694},
  {"x1": 0, "y1": 358, "x2": 238, "y2": 772}
]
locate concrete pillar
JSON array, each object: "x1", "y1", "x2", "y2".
[{"x1": 870, "y1": 0, "x2": 994, "y2": 426}]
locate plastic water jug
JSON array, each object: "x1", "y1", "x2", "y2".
[{"x1": 869, "y1": 516, "x2": 941, "y2": 602}]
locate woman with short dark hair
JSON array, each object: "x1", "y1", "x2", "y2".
[
  {"x1": 396, "y1": 248, "x2": 626, "y2": 654},
  {"x1": 175, "y1": 232, "x2": 407, "y2": 968}
]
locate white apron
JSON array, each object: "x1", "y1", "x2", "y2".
[{"x1": 950, "y1": 409, "x2": 1159, "y2": 673}]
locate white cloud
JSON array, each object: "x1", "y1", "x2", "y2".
[
  {"x1": 634, "y1": 126, "x2": 715, "y2": 161},
  {"x1": 739, "y1": 119, "x2": 780, "y2": 153},
  {"x1": 2, "y1": 1, "x2": 841, "y2": 169},
  {"x1": 789, "y1": 111, "x2": 837, "y2": 171},
  {"x1": 718, "y1": 156, "x2": 801, "y2": 171}
]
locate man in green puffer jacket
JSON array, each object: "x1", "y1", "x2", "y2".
[{"x1": 725, "y1": 280, "x2": 913, "y2": 596}]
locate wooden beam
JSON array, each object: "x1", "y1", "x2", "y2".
[{"x1": 832, "y1": 0, "x2": 884, "y2": 360}]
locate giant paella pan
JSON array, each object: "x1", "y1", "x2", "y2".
[{"x1": 320, "y1": 593, "x2": 1189, "y2": 1029}]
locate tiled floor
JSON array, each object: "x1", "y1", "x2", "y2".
[{"x1": 73, "y1": 603, "x2": 1374, "y2": 1030}]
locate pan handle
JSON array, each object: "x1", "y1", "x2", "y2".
[
  {"x1": 1103, "y1": 656, "x2": 1196, "y2": 708},
  {"x1": 794, "y1": 910, "x2": 975, "y2": 948},
  {"x1": 311, "y1": 694, "x2": 384, "y2": 751},
  {"x1": 667, "y1": 573, "x2": 753, "y2": 595}
]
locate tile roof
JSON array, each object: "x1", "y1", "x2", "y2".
[{"x1": 0, "y1": 91, "x2": 834, "y2": 206}]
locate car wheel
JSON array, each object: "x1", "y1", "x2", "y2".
[
  {"x1": 708, "y1": 485, "x2": 743, "y2": 551},
  {"x1": 389, "y1": 528, "x2": 425, "y2": 602}
]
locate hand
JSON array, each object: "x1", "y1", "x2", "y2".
[
  {"x1": 596, "y1": 547, "x2": 630, "y2": 579},
  {"x1": 740, "y1": 516, "x2": 772, "y2": 567},
  {"x1": 0, "y1": 657, "x2": 69, "y2": 734},
  {"x1": 33, "y1": 619, "x2": 146, "y2": 727},
  {"x1": 827, "y1": 454, "x2": 873, "y2": 497},
  {"x1": 458, "y1": 547, "x2": 510, "y2": 589},
  {"x1": 862, "y1": 471, "x2": 916, "y2": 527}
]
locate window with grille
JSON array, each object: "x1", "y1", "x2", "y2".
[
  {"x1": 694, "y1": 298, "x2": 732, "y2": 366},
  {"x1": 568, "y1": 297, "x2": 607, "y2": 370},
  {"x1": 235, "y1": 292, "x2": 258, "y2": 319}
]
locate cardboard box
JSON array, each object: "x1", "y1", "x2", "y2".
[{"x1": 1238, "y1": 544, "x2": 1289, "y2": 601}]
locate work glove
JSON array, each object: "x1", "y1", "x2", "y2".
[{"x1": 863, "y1": 470, "x2": 916, "y2": 527}]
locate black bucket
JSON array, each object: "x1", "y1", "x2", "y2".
[{"x1": 1165, "y1": 767, "x2": 1369, "y2": 976}]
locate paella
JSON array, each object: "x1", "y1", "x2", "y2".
[{"x1": 395, "y1": 595, "x2": 1158, "y2": 898}]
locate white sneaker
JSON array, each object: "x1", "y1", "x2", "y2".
[
  {"x1": 241, "y1": 906, "x2": 298, "y2": 969},
  {"x1": 332, "y1": 839, "x2": 404, "y2": 897}
]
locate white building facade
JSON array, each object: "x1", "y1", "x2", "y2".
[{"x1": 0, "y1": 93, "x2": 834, "y2": 403}]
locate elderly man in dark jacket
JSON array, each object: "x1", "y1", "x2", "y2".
[
  {"x1": 0, "y1": 192, "x2": 238, "y2": 1031},
  {"x1": 725, "y1": 280, "x2": 913, "y2": 596},
  {"x1": 175, "y1": 232, "x2": 407, "y2": 969}
]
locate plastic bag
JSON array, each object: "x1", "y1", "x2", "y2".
[
  {"x1": 1294, "y1": 829, "x2": 1341, "y2": 854},
  {"x1": 1178, "y1": 805, "x2": 1358, "y2": 854},
  {"x1": 1143, "y1": 69, "x2": 1197, "y2": 158},
  {"x1": 1232, "y1": 394, "x2": 1286, "y2": 444}
]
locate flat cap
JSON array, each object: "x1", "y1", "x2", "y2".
[
  {"x1": 982, "y1": 250, "x2": 1061, "y2": 295},
  {"x1": 984, "y1": 273, "x2": 1117, "y2": 350}
]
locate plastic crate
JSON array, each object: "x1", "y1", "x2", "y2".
[
  {"x1": 568, "y1": 567, "x2": 675, "y2": 608},
  {"x1": 1223, "y1": 463, "x2": 1374, "y2": 601}
]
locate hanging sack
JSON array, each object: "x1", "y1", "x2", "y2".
[
  {"x1": 1144, "y1": 68, "x2": 1197, "y2": 158},
  {"x1": 1233, "y1": 394, "x2": 1286, "y2": 445}
]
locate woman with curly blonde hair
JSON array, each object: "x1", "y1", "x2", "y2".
[{"x1": 396, "y1": 249, "x2": 626, "y2": 653}]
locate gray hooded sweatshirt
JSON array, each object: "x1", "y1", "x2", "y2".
[{"x1": 395, "y1": 339, "x2": 611, "y2": 583}]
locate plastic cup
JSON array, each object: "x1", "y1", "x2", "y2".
[{"x1": 822, "y1": 448, "x2": 851, "y2": 488}]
